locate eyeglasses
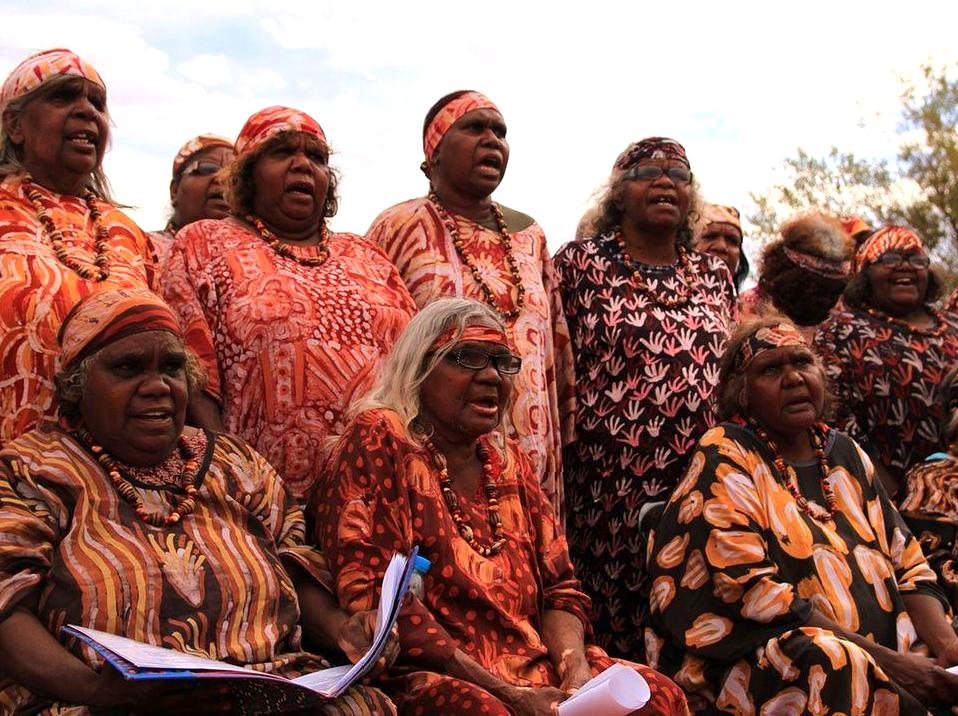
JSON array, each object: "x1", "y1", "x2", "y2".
[
  {"x1": 626, "y1": 165, "x2": 693, "y2": 184},
  {"x1": 876, "y1": 251, "x2": 930, "y2": 269},
  {"x1": 445, "y1": 347, "x2": 522, "y2": 375},
  {"x1": 182, "y1": 160, "x2": 225, "y2": 178}
]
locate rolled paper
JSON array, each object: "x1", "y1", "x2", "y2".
[{"x1": 557, "y1": 663, "x2": 651, "y2": 716}]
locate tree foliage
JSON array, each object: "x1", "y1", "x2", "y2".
[{"x1": 749, "y1": 63, "x2": 958, "y2": 265}]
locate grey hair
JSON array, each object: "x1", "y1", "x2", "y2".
[
  {"x1": 351, "y1": 297, "x2": 513, "y2": 450},
  {"x1": 0, "y1": 74, "x2": 119, "y2": 204}
]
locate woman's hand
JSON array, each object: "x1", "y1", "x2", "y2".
[
  {"x1": 887, "y1": 651, "x2": 958, "y2": 705},
  {"x1": 502, "y1": 685, "x2": 566, "y2": 716},
  {"x1": 556, "y1": 649, "x2": 592, "y2": 695},
  {"x1": 86, "y1": 664, "x2": 233, "y2": 714},
  {"x1": 336, "y1": 609, "x2": 400, "y2": 678}
]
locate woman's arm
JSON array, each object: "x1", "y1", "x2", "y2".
[
  {"x1": 444, "y1": 648, "x2": 565, "y2": 716},
  {"x1": 903, "y1": 592, "x2": 958, "y2": 666},
  {"x1": 541, "y1": 609, "x2": 592, "y2": 693}
]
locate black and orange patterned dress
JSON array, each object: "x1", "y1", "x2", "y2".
[
  {"x1": 553, "y1": 235, "x2": 734, "y2": 659},
  {"x1": 647, "y1": 422, "x2": 943, "y2": 715},
  {"x1": 814, "y1": 305, "x2": 958, "y2": 490}
]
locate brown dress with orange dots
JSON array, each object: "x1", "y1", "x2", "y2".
[
  {"x1": 647, "y1": 423, "x2": 940, "y2": 715},
  {"x1": 313, "y1": 409, "x2": 689, "y2": 715}
]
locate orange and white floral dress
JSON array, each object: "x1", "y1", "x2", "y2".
[{"x1": 647, "y1": 422, "x2": 942, "y2": 714}]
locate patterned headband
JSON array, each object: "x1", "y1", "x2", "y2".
[
  {"x1": 58, "y1": 288, "x2": 183, "y2": 371},
  {"x1": 235, "y1": 106, "x2": 327, "y2": 157},
  {"x1": 734, "y1": 322, "x2": 808, "y2": 372},
  {"x1": 1, "y1": 48, "x2": 104, "y2": 108},
  {"x1": 429, "y1": 324, "x2": 510, "y2": 353},
  {"x1": 855, "y1": 226, "x2": 924, "y2": 273},
  {"x1": 694, "y1": 204, "x2": 742, "y2": 239},
  {"x1": 172, "y1": 134, "x2": 234, "y2": 177},
  {"x1": 423, "y1": 91, "x2": 499, "y2": 162},
  {"x1": 782, "y1": 247, "x2": 852, "y2": 280},
  {"x1": 614, "y1": 137, "x2": 690, "y2": 171}
]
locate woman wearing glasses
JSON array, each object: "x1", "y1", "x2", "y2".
[
  {"x1": 815, "y1": 226, "x2": 958, "y2": 500},
  {"x1": 314, "y1": 298, "x2": 689, "y2": 716},
  {"x1": 148, "y1": 134, "x2": 235, "y2": 267},
  {"x1": 553, "y1": 137, "x2": 735, "y2": 660},
  {"x1": 366, "y1": 91, "x2": 575, "y2": 518}
]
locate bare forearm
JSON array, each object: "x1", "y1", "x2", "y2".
[
  {"x1": 446, "y1": 648, "x2": 516, "y2": 702},
  {"x1": 806, "y1": 609, "x2": 898, "y2": 666},
  {"x1": 541, "y1": 609, "x2": 587, "y2": 667},
  {"x1": 0, "y1": 608, "x2": 99, "y2": 706},
  {"x1": 292, "y1": 572, "x2": 349, "y2": 654},
  {"x1": 903, "y1": 592, "x2": 958, "y2": 662}
]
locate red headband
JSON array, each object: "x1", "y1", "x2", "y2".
[
  {"x1": 423, "y1": 91, "x2": 499, "y2": 161},
  {"x1": 735, "y1": 322, "x2": 807, "y2": 372},
  {"x1": 855, "y1": 226, "x2": 924, "y2": 273},
  {"x1": 1, "y1": 48, "x2": 104, "y2": 107},
  {"x1": 429, "y1": 324, "x2": 509, "y2": 353},
  {"x1": 235, "y1": 105, "x2": 327, "y2": 157},
  {"x1": 782, "y1": 247, "x2": 852, "y2": 280}
]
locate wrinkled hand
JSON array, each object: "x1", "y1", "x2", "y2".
[
  {"x1": 557, "y1": 653, "x2": 592, "y2": 696},
  {"x1": 504, "y1": 685, "x2": 566, "y2": 716},
  {"x1": 336, "y1": 610, "x2": 400, "y2": 680},
  {"x1": 890, "y1": 651, "x2": 958, "y2": 706},
  {"x1": 88, "y1": 664, "x2": 233, "y2": 714}
]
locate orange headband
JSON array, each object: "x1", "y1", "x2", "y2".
[
  {"x1": 172, "y1": 133, "x2": 234, "y2": 177},
  {"x1": 855, "y1": 226, "x2": 924, "y2": 273},
  {"x1": 423, "y1": 91, "x2": 499, "y2": 161},
  {"x1": 235, "y1": 105, "x2": 327, "y2": 157},
  {"x1": 1, "y1": 48, "x2": 104, "y2": 108},
  {"x1": 735, "y1": 322, "x2": 807, "y2": 372},
  {"x1": 429, "y1": 324, "x2": 509, "y2": 352}
]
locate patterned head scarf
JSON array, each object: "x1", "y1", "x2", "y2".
[
  {"x1": 614, "y1": 137, "x2": 690, "y2": 171},
  {"x1": 1, "y1": 48, "x2": 105, "y2": 109},
  {"x1": 172, "y1": 134, "x2": 234, "y2": 178},
  {"x1": 734, "y1": 321, "x2": 808, "y2": 372},
  {"x1": 423, "y1": 91, "x2": 500, "y2": 162},
  {"x1": 57, "y1": 288, "x2": 183, "y2": 371},
  {"x1": 234, "y1": 106, "x2": 326, "y2": 157},
  {"x1": 429, "y1": 323, "x2": 510, "y2": 352},
  {"x1": 840, "y1": 215, "x2": 872, "y2": 240},
  {"x1": 694, "y1": 204, "x2": 742, "y2": 239},
  {"x1": 855, "y1": 226, "x2": 924, "y2": 273}
]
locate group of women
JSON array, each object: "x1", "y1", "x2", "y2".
[{"x1": 3, "y1": 46, "x2": 958, "y2": 715}]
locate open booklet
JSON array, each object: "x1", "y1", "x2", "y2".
[
  {"x1": 557, "y1": 663, "x2": 650, "y2": 716},
  {"x1": 62, "y1": 547, "x2": 418, "y2": 713}
]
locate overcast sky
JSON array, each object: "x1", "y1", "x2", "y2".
[{"x1": 2, "y1": 1, "x2": 956, "y2": 252}]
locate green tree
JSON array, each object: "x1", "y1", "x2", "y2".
[{"x1": 748, "y1": 63, "x2": 958, "y2": 265}]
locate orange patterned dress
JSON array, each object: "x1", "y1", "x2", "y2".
[
  {"x1": 366, "y1": 199, "x2": 575, "y2": 516},
  {"x1": 0, "y1": 425, "x2": 395, "y2": 716},
  {"x1": 313, "y1": 408, "x2": 689, "y2": 716},
  {"x1": 160, "y1": 218, "x2": 416, "y2": 500},
  {"x1": 647, "y1": 422, "x2": 942, "y2": 714},
  {"x1": 0, "y1": 172, "x2": 155, "y2": 444}
]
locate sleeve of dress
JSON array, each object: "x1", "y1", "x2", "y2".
[
  {"x1": 648, "y1": 426, "x2": 814, "y2": 663},
  {"x1": 540, "y1": 236, "x2": 577, "y2": 447},
  {"x1": 855, "y1": 441, "x2": 949, "y2": 607},
  {"x1": 0, "y1": 455, "x2": 61, "y2": 622},
  {"x1": 514, "y1": 449, "x2": 591, "y2": 628},
  {"x1": 312, "y1": 413, "x2": 459, "y2": 664},
  {"x1": 159, "y1": 227, "x2": 223, "y2": 404}
]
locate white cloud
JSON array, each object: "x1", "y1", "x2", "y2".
[{"x1": 178, "y1": 53, "x2": 233, "y2": 87}]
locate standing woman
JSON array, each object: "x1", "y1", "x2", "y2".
[
  {"x1": 0, "y1": 48, "x2": 155, "y2": 443},
  {"x1": 161, "y1": 106, "x2": 415, "y2": 500},
  {"x1": 691, "y1": 203, "x2": 749, "y2": 292},
  {"x1": 366, "y1": 90, "x2": 575, "y2": 516},
  {"x1": 553, "y1": 138, "x2": 735, "y2": 660},
  {"x1": 815, "y1": 225, "x2": 958, "y2": 498}
]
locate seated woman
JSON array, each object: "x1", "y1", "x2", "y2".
[
  {"x1": 148, "y1": 133, "x2": 235, "y2": 268},
  {"x1": 313, "y1": 297, "x2": 689, "y2": 716},
  {"x1": 692, "y1": 203, "x2": 749, "y2": 292},
  {"x1": 647, "y1": 313, "x2": 958, "y2": 714},
  {"x1": 0, "y1": 287, "x2": 395, "y2": 715}
]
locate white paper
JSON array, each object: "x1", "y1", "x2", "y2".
[
  {"x1": 948, "y1": 665, "x2": 958, "y2": 675},
  {"x1": 558, "y1": 663, "x2": 650, "y2": 716}
]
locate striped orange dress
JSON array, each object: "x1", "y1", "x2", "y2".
[
  {"x1": 0, "y1": 172, "x2": 155, "y2": 444},
  {"x1": 0, "y1": 425, "x2": 395, "y2": 715}
]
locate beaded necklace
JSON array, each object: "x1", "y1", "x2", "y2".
[
  {"x1": 613, "y1": 229, "x2": 698, "y2": 309},
  {"x1": 747, "y1": 418, "x2": 836, "y2": 521},
  {"x1": 423, "y1": 435, "x2": 506, "y2": 557},
  {"x1": 862, "y1": 304, "x2": 950, "y2": 338},
  {"x1": 427, "y1": 191, "x2": 525, "y2": 320},
  {"x1": 77, "y1": 428, "x2": 201, "y2": 527},
  {"x1": 246, "y1": 214, "x2": 330, "y2": 268},
  {"x1": 23, "y1": 176, "x2": 110, "y2": 281}
]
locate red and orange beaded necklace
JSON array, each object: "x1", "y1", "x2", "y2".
[
  {"x1": 613, "y1": 228, "x2": 699, "y2": 309},
  {"x1": 427, "y1": 191, "x2": 525, "y2": 320},
  {"x1": 77, "y1": 428, "x2": 202, "y2": 527},
  {"x1": 861, "y1": 304, "x2": 951, "y2": 338},
  {"x1": 23, "y1": 175, "x2": 111, "y2": 281},
  {"x1": 746, "y1": 418, "x2": 837, "y2": 522},
  {"x1": 246, "y1": 214, "x2": 331, "y2": 268},
  {"x1": 423, "y1": 435, "x2": 506, "y2": 557}
]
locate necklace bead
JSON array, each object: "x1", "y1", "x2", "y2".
[
  {"x1": 23, "y1": 176, "x2": 111, "y2": 282},
  {"x1": 424, "y1": 435, "x2": 507, "y2": 556},
  {"x1": 613, "y1": 229, "x2": 699, "y2": 308},
  {"x1": 246, "y1": 214, "x2": 331, "y2": 268},
  {"x1": 862, "y1": 304, "x2": 949, "y2": 338},
  {"x1": 427, "y1": 192, "x2": 525, "y2": 320}
]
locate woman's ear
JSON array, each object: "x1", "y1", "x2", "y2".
[{"x1": 2, "y1": 108, "x2": 24, "y2": 145}]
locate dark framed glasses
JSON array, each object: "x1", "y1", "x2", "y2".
[
  {"x1": 182, "y1": 160, "x2": 224, "y2": 178},
  {"x1": 626, "y1": 165, "x2": 693, "y2": 184},
  {"x1": 445, "y1": 347, "x2": 522, "y2": 375},
  {"x1": 876, "y1": 251, "x2": 930, "y2": 269}
]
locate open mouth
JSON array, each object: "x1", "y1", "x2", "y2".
[
  {"x1": 651, "y1": 195, "x2": 677, "y2": 206},
  {"x1": 286, "y1": 181, "x2": 314, "y2": 197},
  {"x1": 469, "y1": 396, "x2": 500, "y2": 416},
  {"x1": 66, "y1": 130, "x2": 98, "y2": 149},
  {"x1": 132, "y1": 409, "x2": 173, "y2": 423},
  {"x1": 891, "y1": 276, "x2": 916, "y2": 287},
  {"x1": 477, "y1": 154, "x2": 503, "y2": 171}
]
